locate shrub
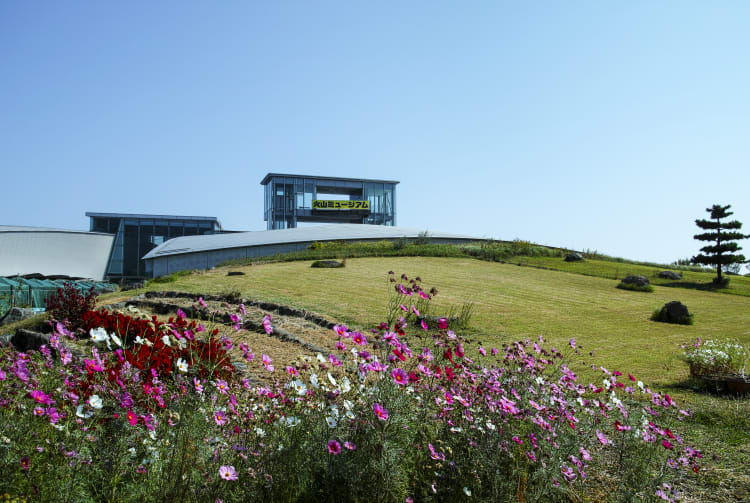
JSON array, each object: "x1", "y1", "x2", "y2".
[
  {"x1": 681, "y1": 338, "x2": 748, "y2": 378},
  {"x1": 651, "y1": 307, "x2": 694, "y2": 325},
  {"x1": 311, "y1": 260, "x2": 345, "y2": 268},
  {"x1": 45, "y1": 282, "x2": 98, "y2": 333},
  {"x1": 616, "y1": 282, "x2": 654, "y2": 293}
]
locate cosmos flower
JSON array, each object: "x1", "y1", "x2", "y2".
[
  {"x1": 327, "y1": 439, "x2": 341, "y2": 455},
  {"x1": 219, "y1": 465, "x2": 238, "y2": 481},
  {"x1": 373, "y1": 403, "x2": 389, "y2": 421}
]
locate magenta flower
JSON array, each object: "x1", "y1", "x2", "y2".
[
  {"x1": 438, "y1": 318, "x2": 448, "y2": 330},
  {"x1": 569, "y1": 338, "x2": 576, "y2": 349},
  {"x1": 410, "y1": 305, "x2": 420, "y2": 316},
  {"x1": 219, "y1": 465, "x2": 238, "y2": 480},
  {"x1": 261, "y1": 354, "x2": 274, "y2": 372},
  {"x1": 478, "y1": 346, "x2": 486, "y2": 356},
  {"x1": 391, "y1": 368, "x2": 408, "y2": 386},
  {"x1": 262, "y1": 315, "x2": 273, "y2": 335},
  {"x1": 214, "y1": 410, "x2": 228, "y2": 426},
  {"x1": 596, "y1": 429, "x2": 609, "y2": 445},
  {"x1": 420, "y1": 320, "x2": 428, "y2": 331},
  {"x1": 344, "y1": 441, "x2": 356, "y2": 450},
  {"x1": 29, "y1": 390, "x2": 53, "y2": 405},
  {"x1": 20, "y1": 456, "x2": 29, "y2": 470},
  {"x1": 373, "y1": 402, "x2": 389, "y2": 421},
  {"x1": 286, "y1": 366, "x2": 298, "y2": 376},
  {"x1": 327, "y1": 439, "x2": 341, "y2": 455},
  {"x1": 351, "y1": 332, "x2": 367, "y2": 346}
]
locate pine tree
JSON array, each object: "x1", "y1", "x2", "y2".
[{"x1": 692, "y1": 204, "x2": 748, "y2": 283}]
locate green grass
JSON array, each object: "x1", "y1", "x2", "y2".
[{"x1": 505, "y1": 255, "x2": 750, "y2": 297}]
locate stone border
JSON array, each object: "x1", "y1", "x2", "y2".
[{"x1": 102, "y1": 291, "x2": 332, "y2": 355}]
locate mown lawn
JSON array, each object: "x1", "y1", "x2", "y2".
[
  {"x1": 507, "y1": 255, "x2": 750, "y2": 297},
  {"x1": 100, "y1": 256, "x2": 750, "y2": 500}
]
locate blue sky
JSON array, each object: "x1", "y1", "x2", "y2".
[{"x1": 2, "y1": 1, "x2": 749, "y2": 265}]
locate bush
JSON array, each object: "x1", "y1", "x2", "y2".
[
  {"x1": 44, "y1": 282, "x2": 97, "y2": 333},
  {"x1": 651, "y1": 307, "x2": 694, "y2": 325},
  {"x1": 680, "y1": 338, "x2": 748, "y2": 377},
  {"x1": 311, "y1": 260, "x2": 345, "y2": 268},
  {"x1": 616, "y1": 282, "x2": 654, "y2": 293}
]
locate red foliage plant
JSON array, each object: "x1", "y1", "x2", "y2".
[
  {"x1": 76, "y1": 309, "x2": 235, "y2": 410},
  {"x1": 45, "y1": 283, "x2": 98, "y2": 333}
]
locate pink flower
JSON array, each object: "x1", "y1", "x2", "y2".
[
  {"x1": 579, "y1": 447, "x2": 592, "y2": 461},
  {"x1": 20, "y1": 456, "x2": 29, "y2": 470},
  {"x1": 328, "y1": 354, "x2": 342, "y2": 366},
  {"x1": 351, "y1": 332, "x2": 367, "y2": 346},
  {"x1": 420, "y1": 320, "x2": 428, "y2": 331},
  {"x1": 219, "y1": 465, "x2": 238, "y2": 480},
  {"x1": 411, "y1": 305, "x2": 420, "y2": 317},
  {"x1": 327, "y1": 439, "x2": 341, "y2": 455},
  {"x1": 261, "y1": 354, "x2": 274, "y2": 372},
  {"x1": 478, "y1": 346, "x2": 486, "y2": 356},
  {"x1": 29, "y1": 390, "x2": 53, "y2": 405},
  {"x1": 214, "y1": 410, "x2": 228, "y2": 426},
  {"x1": 373, "y1": 402, "x2": 389, "y2": 421},
  {"x1": 428, "y1": 443, "x2": 445, "y2": 460},
  {"x1": 262, "y1": 315, "x2": 273, "y2": 335},
  {"x1": 399, "y1": 304, "x2": 408, "y2": 312},
  {"x1": 286, "y1": 366, "x2": 298, "y2": 376},
  {"x1": 596, "y1": 429, "x2": 609, "y2": 445},
  {"x1": 215, "y1": 379, "x2": 228, "y2": 394},
  {"x1": 127, "y1": 410, "x2": 138, "y2": 426},
  {"x1": 391, "y1": 368, "x2": 408, "y2": 386},
  {"x1": 569, "y1": 338, "x2": 576, "y2": 349},
  {"x1": 438, "y1": 318, "x2": 448, "y2": 330},
  {"x1": 344, "y1": 441, "x2": 356, "y2": 450}
]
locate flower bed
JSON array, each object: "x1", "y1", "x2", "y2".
[{"x1": 0, "y1": 274, "x2": 702, "y2": 502}]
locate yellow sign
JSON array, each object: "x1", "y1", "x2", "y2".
[{"x1": 312, "y1": 200, "x2": 370, "y2": 210}]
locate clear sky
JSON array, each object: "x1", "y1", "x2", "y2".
[{"x1": 2, "y1": 1, "x2": 749, "y2": 265}]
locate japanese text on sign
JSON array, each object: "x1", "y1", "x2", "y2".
[{"x1": 312, "y1": 200, "x2": 370, "y2": 210}]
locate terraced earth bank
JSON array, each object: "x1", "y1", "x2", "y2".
[{"x1": 103, "y1": 291, "x2": 344, "y2": 384}]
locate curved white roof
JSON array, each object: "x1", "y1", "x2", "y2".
[
  {"x1": 143, "y1": 224, "x2": 480, "y2": 259},
  {"x1": 0, "y1": 227, "x2": 114, "y2": 280}
]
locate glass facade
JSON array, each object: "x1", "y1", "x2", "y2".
[
  {"x1": 87, "y1": 213, "x2": 221, "y2": 280},
  {"x1": 261, "y1": 174, "x2": 398, "y2": 230}
]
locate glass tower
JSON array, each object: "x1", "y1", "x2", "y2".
[{"x1": 261, "y1": 174, "x2": 398, "y2": 230}]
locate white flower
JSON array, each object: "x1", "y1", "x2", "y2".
[
  {"x1": 254, "y1": 427, "x2": 265, "y2": 438},
  {"x1": 176, "y1": 358, "x2": 188, "y2": 373},
  {"x1": 76, "y1": 404, "x2": 92, "y2": 419},
  {"x1": 161, "y1": 335, "x2": 172, "y2": 347},
  {"x1": 637, "y1": 381, "x2": 644, "y2": 390},
  {"x1": 345, "y1": 410, "x2": 355, "y2": 420},
  {"x1": 340, "y1": 377, "x2": 352, "y2": 393},
  {"x1": 325, "y1": 416, "x2": 337, "y2": 428},
  {"x1": 285, "y1": 416, "x2": 300, "y2": 427},
  {"x1": 177, "y1": 337, "x2": 187, "y2": 350},
  {"x1": 88, "y1": 395, "x2": 103, "y2": 409},
  {"x1": 90, "y1": 327, "x2": 110, "y2": 344},
  {"x1": 292, "y1": 379, "x2": 307, "y2": 396},
  {"x1": 327, "y1": 373, "x2": 337, "y2": 386},
  {"x1": 316, "y1": 353, "x2": 326, "y2": 363},
  {"x1": 343, "y1": 399, "x2": 354, "y2": 410},
  {"x1": 463, "y1": 487, "x2": 472, "y2": 497},
  {"x1": 110, "y1": 333, "x2": 123, "y2": 347},
  {"x1": 309, "y1": 373, "x2": 320, "y2": 388}
]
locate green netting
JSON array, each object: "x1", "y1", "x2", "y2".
[{"x1": 0, "y1": 278, "x2": 115, "y2": 318}]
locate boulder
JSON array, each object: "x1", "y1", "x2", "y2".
[
  {"x1": 0, "y1": 307, "x2": 37, "y2": 326},
  {"x1": 11, "y1": 329, "x2": 52, "y2": 353},
  {"x1": 658, "y1": 271, "x2": 682, "y2": 280},
  {"x1": 564, "y1": 253, "x2": 584, "y2": 262},
  {"x1": 621, "y1": 275, "x2": 650, "y2": 287}
]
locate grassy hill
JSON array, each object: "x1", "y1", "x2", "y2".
[{"x1": 96, "y1": 255, "x2": 750, "y2": 500}]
